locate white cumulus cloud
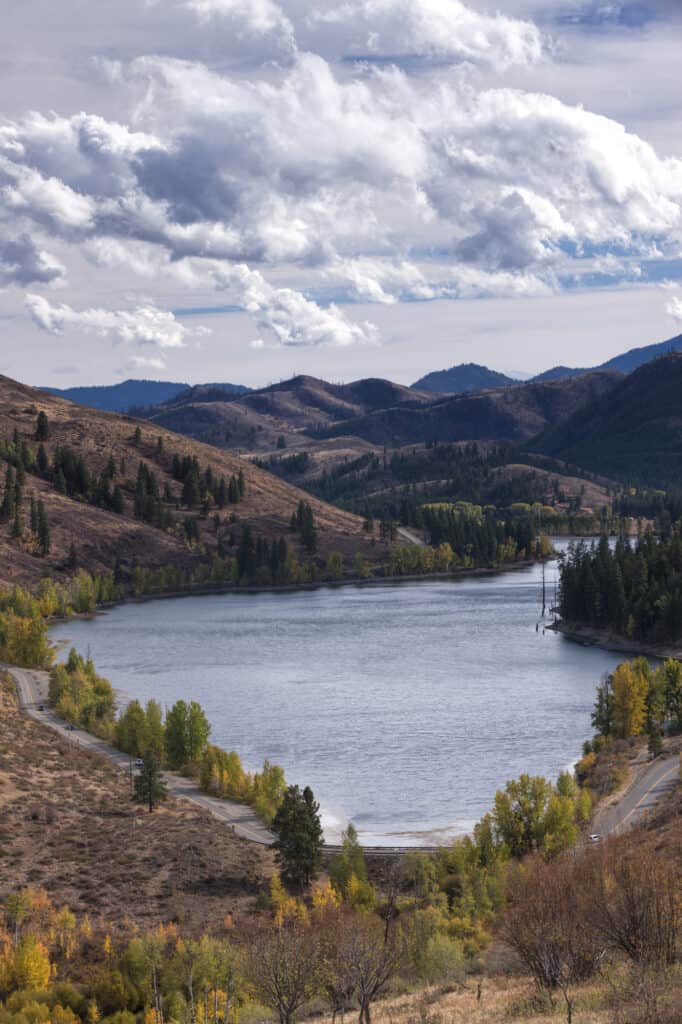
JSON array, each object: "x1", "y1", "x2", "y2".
[{"x1": 25, "y1": 294, "x2": 202, "y2": 348}]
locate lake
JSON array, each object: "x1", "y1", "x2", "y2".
[{"x1": 50, "y1": 542, "x2": 624, "y2": 846}]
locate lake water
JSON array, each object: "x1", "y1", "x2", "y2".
[{"x1": 50, "y1": 542, "x2": 624, "y2": 846}]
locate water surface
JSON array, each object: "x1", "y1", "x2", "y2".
[{"x1": 50, "y1": 543, "x2": 623, "y2": 845}]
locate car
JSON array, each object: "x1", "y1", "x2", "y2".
[
  {"x1": 588, "y1": 834, "x2": 601, "y2": 843},
  {"x1": 67, "y1": 724, "x2": 75, "y2": 731},
  {"x1": 38, "y1": 704, "x2": 45, "y2": 712},
  {"x1": 134, "y1": 758, "x2": 144, "y2": 768}
]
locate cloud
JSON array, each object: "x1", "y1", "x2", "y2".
[
  {"x1": 2, "y1": 13, "x2": 681, "y2": 351},
  {"x1": 184, "y1": 0, "x2": 296, "y2": 47},
  {"x1": 25, "y1": 294, "x2": 202, "y2": 348},
  {"x1": 307, "y1": 0, "x2": 544, "y2": 68},
  {"x1": 0, "y1": 234, "x2": 65, "y2": 287},
  {"x1": 666, "y1": 295, "x2": 682, "y2": 322}
]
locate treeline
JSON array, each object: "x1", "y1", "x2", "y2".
[
  {"x1": 613, "y1": 485, "x2": 682, "y2": 535},
  {"x1": 0, "y1": 572, "x2": 122, "y2": 668},
  {"x1": 559, "y1": 532, "x2": 682, "y2": 643},
  {"x1": 113, "y1": 691, "x2": 288, "y2": 825}
]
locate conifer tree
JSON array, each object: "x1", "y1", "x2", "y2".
[
  {"x1": 35, "y1": 410, "x2": 49, "y2": 441},
  {"x1": 272, "y1": 784, "x2": 324, "y2": 892},
  {"x1": 133, "y1": 749, "x2": 168, "y2": 812}
]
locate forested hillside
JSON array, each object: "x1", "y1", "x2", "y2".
[
  {"x1": 0, "y1": 375, "x2": 379, "y2": 590},
  {"x1": 532, "y1": 353, "x2": 682, "y2": 486}
]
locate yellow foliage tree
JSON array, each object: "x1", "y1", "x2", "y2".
[
  {"x1": 13, "y1": 936, "x2": 51, "y2": 990},
  {"x1": 612, "y1": 661, "x2": 649, "y2": 738}
]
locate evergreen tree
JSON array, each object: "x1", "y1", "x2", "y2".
[
  {"x1": 133, "y1": 749, "x2": 168, "y2": 812},
  {"x1": 37, "y1": 500, "x2": 50, "y2": 556},
  {"x1": 36, "y1": 444, "x2": 48, "y2": 476},
  {"x1": 272, "y1": 784, "x2": 323, "y2": 892},
  {"x1": 35, "y1": 411, "x2": 49, "y2": 441},
  {"x1": 11, "y1": 511, "x2": 22, "y2": 540}
]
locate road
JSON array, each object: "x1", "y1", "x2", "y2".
[
  {"x1": 591, "y1": 749, "x2": 679, "y2": 837},
  {"x1": 6, "y1": 663, "x2": 679, "y2": 850},
  {"x1": 5, "y1": 663, "x2": 274, "y2": 846},
  {"x1": 396, "y1": 527, "x2": 426, "y2": 547}
]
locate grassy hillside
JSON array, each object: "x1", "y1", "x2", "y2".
[
  {"x1": 0, "y1": 374, "x2": 381, "y2": 590},
  {"x1": 314, "y1": 372, "x2": 620, "y2": 447}
]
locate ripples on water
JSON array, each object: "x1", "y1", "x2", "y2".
[{"x1": 50, "y1": 542, "x2": 624, "y2": 846}]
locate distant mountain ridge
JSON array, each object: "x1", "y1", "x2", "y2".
[
  {"x1": 412, "y1": 363, "x2": 515, "y2": 394},
  {"x1": 41, "y1": 378, "x2": 250, "y2": 413},
  {"x1": 531, "y1": 332, "x2": 682, "y2": 383},
  {"x1": 411, "y1": 332, "x2": 682, "y2": 394}
]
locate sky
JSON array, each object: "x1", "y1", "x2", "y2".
[{"x1": 1, "y1": 0, "x2": 681, "y2": 389}]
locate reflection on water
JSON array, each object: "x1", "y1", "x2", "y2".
[{"x1": 50, "y1": 541, "x2": 624, "y2": 846}]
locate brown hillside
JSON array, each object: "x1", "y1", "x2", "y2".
[{"x1": 0, "y1": 375, "x2": 382, "y2": 589}]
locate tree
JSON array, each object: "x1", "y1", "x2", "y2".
[
  {"x1": 35, "y1": 411, "x2": 49, "y2": 441},
  {"x1": 341, "y1": 915, "x2": 402, "y2": 1024},
  {"x1": 246, "y1": 921, "x2": 319, "y2": 1024},
  {"x1": 503, "y1": 854, "x2": 606, "y2": 1023},
  {"x1": 133, "y1": 749, "x2": 168, "y2": 812},
  {"x1": 272, "y1": 785, "x2": 324, "y2": 892},
  {"x1": 329, "y1": 824, "x2": 368, "y2": 900},
  {"x1": 37, "y1": 500, "x2": 50, "y2": 556},
  {"x1": 165, "y1": 700, "x2": 190, "y2": 767},
  {"x1": 187, "y1": 701, "x2": 211, "y2": 762},
  {"x1": 492, "y1": 774, "x2": 577, "y2": 859},
  {"x1": 612, "y1": 661, "x2": 649, "y2": 738}
]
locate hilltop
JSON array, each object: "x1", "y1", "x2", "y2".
[
  {"x1": 41, "y1": 378, "x2": 250, "y2": 413},
  {"x1": 145, "y1": 374, "x2": 433, "y2": 451},
  {"x1": 0, "y1": 375, "x2": 381, "y2": 590},
  {"x1": 411, "y1": 362, "x2": 516, "y2": 394}
]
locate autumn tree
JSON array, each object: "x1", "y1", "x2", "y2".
[{"x1": 611, "y1": 661, "x2": 649, "y2": 738}]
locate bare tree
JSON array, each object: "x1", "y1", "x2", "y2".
[
  {"x1": 339, "y1": 915, "x2": 403, "y2": 1024},
  {"x1": 502, "y1": 854, "x2": 606, "y2": 1024},
  {"x1": 245, "y1": 921, "x2": 319, "y2": 1024},
  {"x1": 588, "y1": 838, "x2": 679, "y2": 972}
]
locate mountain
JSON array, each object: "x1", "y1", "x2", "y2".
[
  {"x1": 40, "y1": 379, "x2": 250, "y2": 413},
  {"x1": 411, "y1": 363, "x2": 515, "y2": 394},
  {"x1": 145, "y1": 375, "x2": 434, "y2": 451},
  {"x1": 314, "y1": 371, "x2": 621, "y2": 447},
  {"x1": 531, "y1": 332, "x2": 682, "y2": 383},
  {"x1": 529, "y1": 353, "x2": 682, "y2": 486},
  {"x1": 0, "y1": 375, "x2": 378, "y2": 590}
]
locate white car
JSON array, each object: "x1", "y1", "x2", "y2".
[
  {"x1": 588, "y1": 834, "x2": 601, "y2": 843},
  {"x1": 134, "y1": 758, "x2": 144, "y2": 768}
]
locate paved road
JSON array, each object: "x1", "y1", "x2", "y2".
[
  {"x1": 592, "y1": 750, "x2": 679, "y2": 837},
  {"x1": 6, "y1": 663, "x2": 679, "y2": 850},
  {"x1": 396, "y1": 527, "x2": 426, "y2": 547},
  {"x1": 5, "y1": 663, "x2": 274, "y2": 846}
]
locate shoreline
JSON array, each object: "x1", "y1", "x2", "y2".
[
  {"x1": 548, "y1": 620, "x2": 682, "y2": 661},
  {"x1": 52, "y1": 558, "x2": 538, "y2": 622}
]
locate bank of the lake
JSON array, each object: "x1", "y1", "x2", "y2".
[
  {"x1": 550, "y1": 621, "x2": 682, "y2": 661},
  {"x1": 49, "y1": 540, "x2": 626, "y2": 848}
]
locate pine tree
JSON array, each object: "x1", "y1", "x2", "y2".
[
  {"x1": 272, "y1": 784, "x2": 324, "y2": 892},
  {"x1": 35, "y1": 411, "x2": 49, "y2": 441},
  {"x1": 133, "y1": 749, "x2": 168, "y2": 812},
  {"x1": 36, "y1": 444, "x2": 48, "y2": 475},
  {"x1": 37, "y1": 500, "x2": 50, "y2": 556},
  {"x1": 12, "y1": 511, "x2": 22, "y2": 539}
]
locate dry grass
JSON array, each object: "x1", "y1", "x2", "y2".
[
  {"x1": 0, "y1": 676, "x2": 274, "y2": 933},
  {"x1": 0, "y1": 374, "x2": 387, "y2": 588}
]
